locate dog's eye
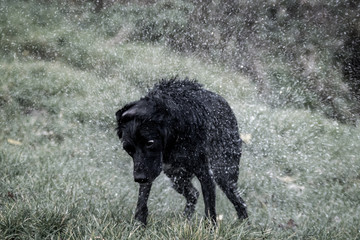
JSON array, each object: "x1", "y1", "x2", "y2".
[{"x1": 145, "y1": 140, "x2": 155, "y2": 148}]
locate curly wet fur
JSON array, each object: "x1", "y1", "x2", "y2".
[{"x1": 116, "y1": 78, "x2": 248, "y2": 225}]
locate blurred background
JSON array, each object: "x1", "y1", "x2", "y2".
[{"x1": 4, "y1": 0, "x2": 360, "y2": 122}]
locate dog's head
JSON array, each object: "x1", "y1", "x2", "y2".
[{"x1": 116, "y1": 99, "x2": 169, "y2": 183}]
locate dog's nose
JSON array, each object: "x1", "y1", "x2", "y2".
[{"x1": 134, "y1": 173, "x2": 148, "y2": 183}]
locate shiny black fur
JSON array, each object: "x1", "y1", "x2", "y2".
[{"x1": 116, "y1": 79, "x2": 248, "y2": 225}]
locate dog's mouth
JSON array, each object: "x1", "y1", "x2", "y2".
[
  {"x1": 134, "y1": 173, "x2": 150, "y2": 183},
  {"x1": 134, "y1": 178, "x2": 150, "y2": 183}
]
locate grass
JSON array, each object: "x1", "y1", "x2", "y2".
[{"x1": 1, "y1": 1, "x2": 360, "y2": 239}]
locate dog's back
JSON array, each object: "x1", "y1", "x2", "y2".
[{"x1": 147, "y1": 79, "x2": 242, "y2": 176}]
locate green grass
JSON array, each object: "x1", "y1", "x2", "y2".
[{"x1": 1, "y1": 1, "x2": 360, "y2": 239}]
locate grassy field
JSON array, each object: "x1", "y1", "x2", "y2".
[{"x1": 1, "y1": 1, "x2": 360, "y2": 239}]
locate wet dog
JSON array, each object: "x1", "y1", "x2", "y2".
[{"x1": 116, "y1": 78, "x2": 248, "y2": 225}]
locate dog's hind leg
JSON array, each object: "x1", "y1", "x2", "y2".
[
  {"x1": 215, "y1": 175, "x2": 248, "y2": 220},
  {"x1": 167, "y1": 169, "x2": 199, "y2": 219},
  {"x1": 195, "y1": 166, "x2": 217, "y2": 224}
]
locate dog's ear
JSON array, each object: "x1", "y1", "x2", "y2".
[
  {"x1": 116, "y1": 101, "x2": 139, "y2": 139},
  {"x1": 116, "y1": 100, "x2": 152, "y2": 138},
  {"x1": 116, "y1": 102, "x2": 135, "y2": 121},
  {"x1": 121, "y1": 101, "x2": 149, "y2": 120}
]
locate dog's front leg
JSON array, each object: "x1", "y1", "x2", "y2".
[
  {"x1": 135, "y1": 183, "x2": 152, "y2": 225},
  {"x1": 196, "y1": 167, "x2": 217, "y2": 225}
]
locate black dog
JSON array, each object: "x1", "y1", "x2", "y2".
[{"x1": 116, "y1": 79, "x2": 248, "y2": 225}]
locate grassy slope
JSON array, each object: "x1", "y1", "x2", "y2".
[{"x1": 1, "y1": 1, "x2": 360, "y2": 239}]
